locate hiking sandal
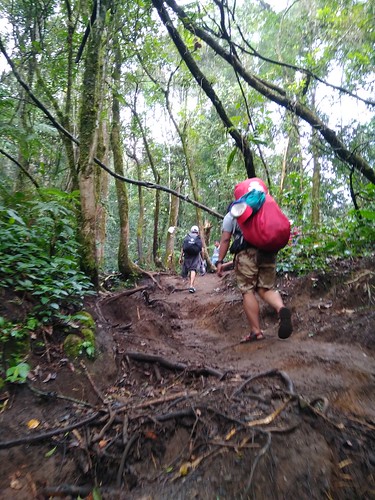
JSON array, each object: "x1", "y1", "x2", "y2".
[
  {"x1": 278, "y1": 307, "x2": 293, "y2": 339},
  {"x1": 240, "y1": 331, "x2": 265, "y2": 343}
]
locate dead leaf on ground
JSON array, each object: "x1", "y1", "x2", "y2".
[
  {"x1": 42, "y1": 372, "x2": 57, "y2": 383},
  {"x1": 10, "y1": 478, "x2": 23, "y2": 490},
  {"x1": 27, "y1": 419, "x2": 40, "y2": 429}
]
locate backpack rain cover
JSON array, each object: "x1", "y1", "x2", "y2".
[{"x1": 234, "y1": 178, "x2": 291, "y2": 252}]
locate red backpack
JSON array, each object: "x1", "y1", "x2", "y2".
[{"x1": 232, "y1": 179, "x2": 291, "y2": 252}]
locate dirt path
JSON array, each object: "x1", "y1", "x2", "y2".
[{"x1": 0, "y1": 261, "x2": 374, "y2": 499}]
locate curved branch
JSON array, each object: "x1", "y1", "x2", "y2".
[
  {"x1": 231, "y1": 369, "x2": 295, "y2": 398},
  {"x1": 0, "y1": 148, "x2": 40, "y2": 189},
  {"x1": 163, "y1": 0, "x2": 375, "y2": 184},
  {"x1": 151, "y1": 0, "x2": 256, "y2": 178},
  {"x1": 232, "y1": 31, "x2": 375, "y2": 107}
]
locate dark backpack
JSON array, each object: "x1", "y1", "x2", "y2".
[
  {"x1": 229, "y1": 226, "x2": 250, "y2": 254},
  {"x1": 183, "y1": 234, "x2": 202, "y2": 256}
]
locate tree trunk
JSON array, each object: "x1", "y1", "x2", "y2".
[
  {"x1": 311, "y1": 130, "x2": 321, "y2": 228},
  {"x1": 165, "y1": 184, "x2": 181, "y2": 271},
  {"x1": 16, "y1": 56, "x2": 35, "y2": 191},
  {"x1": 111, "y1": 40, "x2": 137, "y2": 277},
  {"x1": 130, "y1": 104, "x2": 162, "y2": 267},
  {"x1": 77, "y1": 0, "x2": 109, "y2": 287},
  {"x1": 136, "y1": 155, "x2": 145, "y2": 266},
  {"x1": 95, "y1": 120, "x2": 109, "y2": 267}
]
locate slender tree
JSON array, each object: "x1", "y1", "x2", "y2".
[{"x1": 76, "y1": 0, "x2": 111, "y2": 286}]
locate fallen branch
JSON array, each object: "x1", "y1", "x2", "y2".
[
  {"x1": 116, "y1": 433, "x2": 139, "y2": 487},
  {"x1": 246, "y1": 397, "x2": 292, "y2": 427},
  {"x1": 41, "y1": 484, "x2": 93, "y2": 498},
  {"x1": 0, "y1": 412, "x2": 100, "y2": 449},
  {"x1": 27, "y1": 383, "x2": 95, "y2": 408},
  {"x1": 151, "y1": 408, "x2": 195, "y2": 422},
  {"x1": 133, "y1": 266, "x2": 163, "y2": 289},
  {"x1": 125, "y1": 351, "x2": 225, "y2": 379},
  {"x1": 132, "y1": 390, "x2": 199, "y2": 411},
  {"x1": 244, "y1": 431, "x2": 272, "y2": 496},
  {"x1": 99, "y1": 285, "x2": 149, "y2": 305},
  {"x1": 91, "y1": 407, "x2": 117, "y2": 444}
]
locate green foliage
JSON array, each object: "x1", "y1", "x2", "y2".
[
  {"x1": 0, "y1": 316, "x2": 31, "y2": 379},
  {"x1": 81, "y1": 340, "x2": 95, "y2": 358},
  {"x1": 5, "y1": 362, "x2": 30, "y2": 384},
  {"x1": 278, "y1": 209, "x2": 375, "y2": 274},
  {"x1": 61, "y1": 312, "x2": 96, "y2": 359},
  {"x1": 63, "y1": 334, "x2": 83, "y2": 358},
  {"x1": 0, "y1": 191, "x2": 93, "y2": 318},
  {"x1": 0, "y1": 190, "x2": 95, "y2": 383}
]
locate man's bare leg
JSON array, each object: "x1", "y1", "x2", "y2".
[
  {"x1": 257, "y1": 287, "x2": 293, "y2": 339},
  {"x1": 257, "y1": 288, "x2": 284, "y2": 313},
  {"x1": 242, "y1": 291, "x2": 262, "y2": 334},
  {"x1": 189, "y1": 270, "x2": 196, "y2": 289}
]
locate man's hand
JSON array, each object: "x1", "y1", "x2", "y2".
[
  {"x1": 216, "y1": 231, "x2": 231, "y2": 277},
  {"x1": 216, "y1": 262, "x2": 223, "y2": 277}
]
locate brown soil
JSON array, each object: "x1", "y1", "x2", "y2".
[{"x1": 0, "y1": 258, "x2": 374, "y2": 500}]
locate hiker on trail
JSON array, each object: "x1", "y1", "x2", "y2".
[
  {"x1": 216, "y1": 178, "x2": 293, "y2": 343},
  {"x1": 211, "y1": 240, "x2": 220, "y2": 266},
  {"x1": 180, "y1": 225, "x2": 203, "y2": 293}
]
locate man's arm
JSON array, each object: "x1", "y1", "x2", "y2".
[{"x1": 216, "y1": 230, "x2": 231, "y2": 277}]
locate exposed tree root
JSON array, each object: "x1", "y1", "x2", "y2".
[
  {"x1": 124, "y1": 350, "x2": 226, "y2": 379},
  {"x1": 99, "y1": 285, "x2": 150, "y2": 305},
  {"x1": 0, "y1": 412, "x2": 100, "y2": 449},
  {"x1": 2, "y1": 363, "x2": 372, "y2": 499},
  {"x1": 232, "y1": 369, "x2": 295, "y2": 397}
]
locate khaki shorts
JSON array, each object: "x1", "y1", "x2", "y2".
[{"x1": 234, "y1": 247, "x2": 276, "y2": 294}]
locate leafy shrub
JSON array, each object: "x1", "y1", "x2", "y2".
[
  {"x1": 6, "y1": 362, "x2": 31, "y2": 384},
  {"x1": 278, "y1": 207, "x2": 375, "y2": 274},
  {"x1": 0, "y1": 189, "x2": 95, "y2": 382}
]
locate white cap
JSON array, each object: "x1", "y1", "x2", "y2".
[{"x1": 191, "y1": 225, "x2": 199, "y2": 233}]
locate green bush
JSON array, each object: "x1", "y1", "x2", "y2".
[
  {"x1": 278, "y1": 208, "x2": 375, "y2": 274},
  {"x1": 0, "y1": 190, "x2": 95, "y2": 382}
]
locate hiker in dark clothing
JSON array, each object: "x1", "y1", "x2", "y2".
[{"x1": 180, "y1": 225, "x2": 202, "y2": 293}]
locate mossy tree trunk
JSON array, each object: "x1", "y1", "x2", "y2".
[
  {"x1": 77, "y1": 0, "x2": 110, "y2": 287},
  {"x1": 95, "y1": 120, "x2": 109, "y2": 268},
  {"x1": 135, "y1": 153, "x2": 145, "y2": 265}
]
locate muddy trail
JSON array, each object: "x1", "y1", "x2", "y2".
[{"x1": 0, "y1": 258, "x2": 374, "y2": 499}]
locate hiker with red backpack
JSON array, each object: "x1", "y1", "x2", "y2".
[
  {"x1": 216, "y1": 178, "x2": 293, "y2": 342},
  {"x1": 180, "y1": 225, "x2": 203, "y2": 293}
]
